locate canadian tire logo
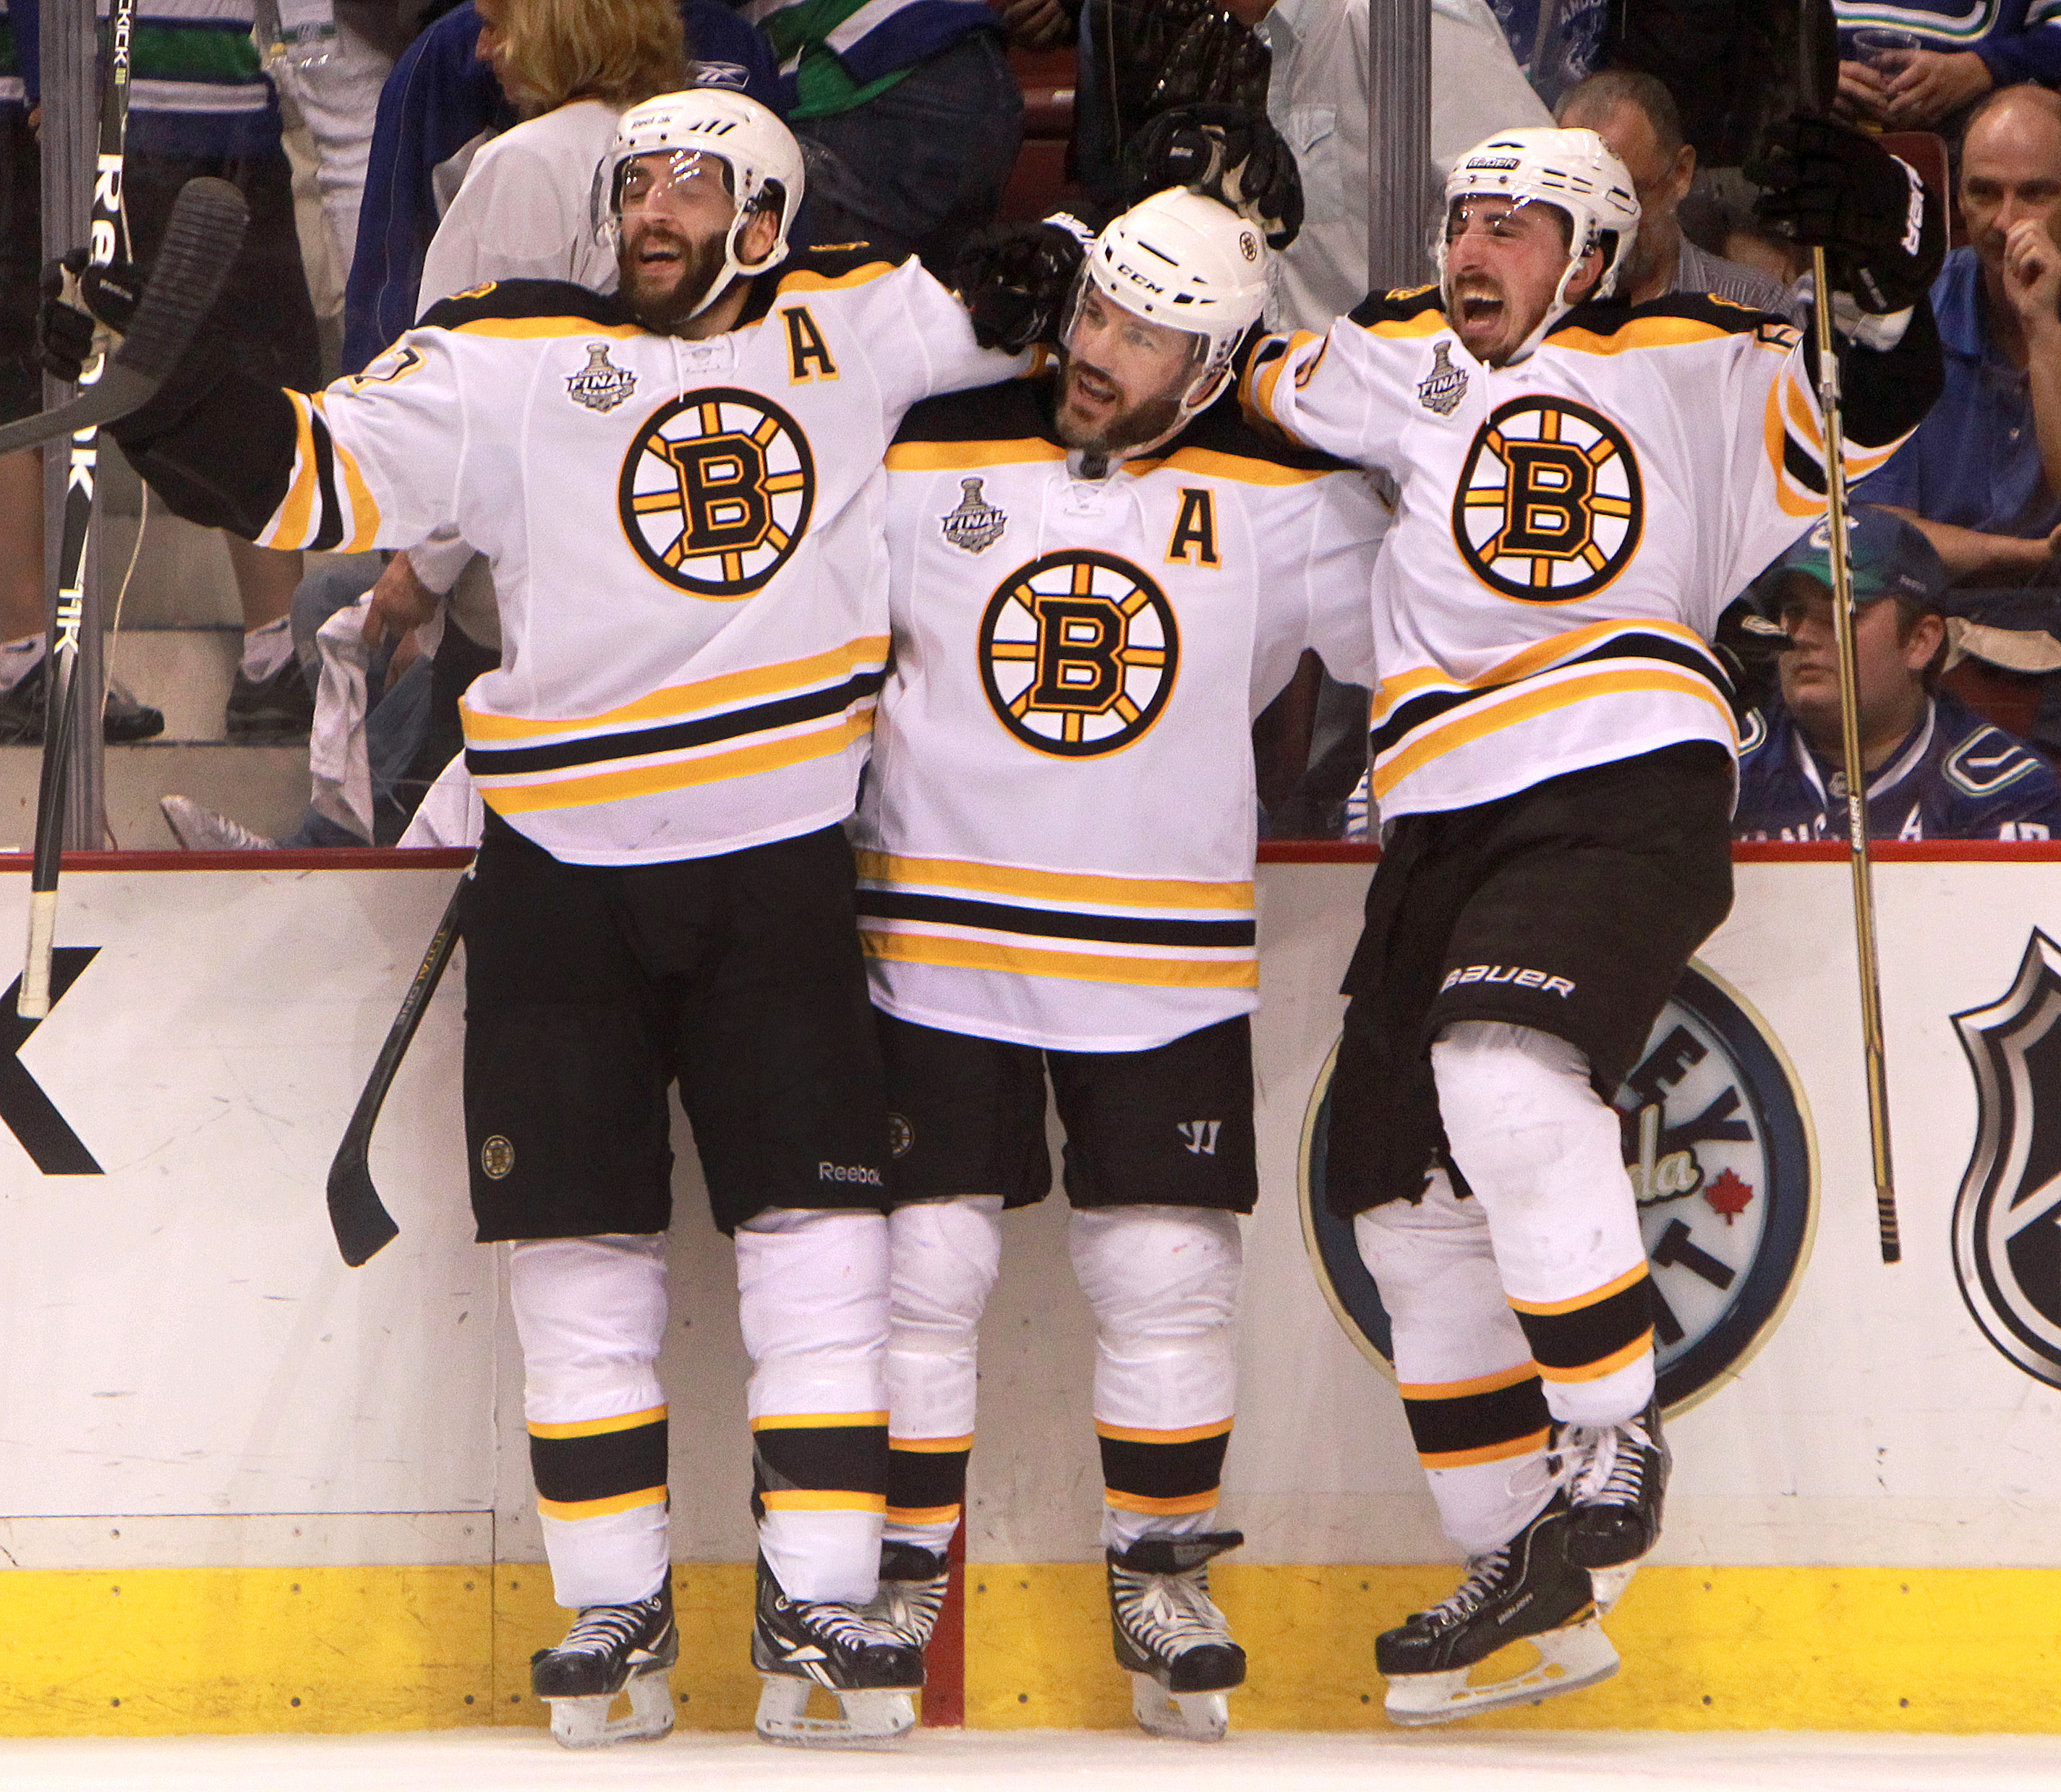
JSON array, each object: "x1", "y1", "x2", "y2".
[
  {"x1": 1300, "y1": 962, "x2": 1816, "y2": 1414},
  {"x1": 1952, "y1": 931, "x2": 2061, "y2": 1386}
]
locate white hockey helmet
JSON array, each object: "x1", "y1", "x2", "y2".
[
  {"x1": 598, "y1": 90, "x2": 805, "y2": 318},
  {"x1": 1438, "y1": 127, "x2": 1642, "y2": 359},
  {"x1": 1070, "y1": 187, "x2": 1271, "y2": 425}
]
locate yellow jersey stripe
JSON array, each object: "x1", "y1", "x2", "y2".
[
  {"x1": 1094, "y1": 1418, "x2": 1234, "y2": 1446},
  {"x1": 885, "y1": 438, "x2": 1068, "y2": 472},
  {"x1": 1551, "y1": 315, "x2": 1740, "y2": 355},
  {"x1": 1122, "y1": 444, "x2": 1328, "y2": 486},
  {"x1": 269, "y1": 393, "x2": 320, "y2": 548},
  {"x1": 536, "y1": 1485, "x2": 667, "y2": 1521},
  {"x1": 477, "y1": 710, "x2": 873, "y2": 814},
  {"x1": 527, "y1": 1404, "x2": 667, "y2": 1441},
  {"x1": 1417, "y1": 1428, "x2": 1551, "y2": 1470},
  {"x1": 1399, "y1": 1362, "x2": 1541, "y2": 1401},
  {"x1": 758, "y1": 1489, "x2": 889, "y2": 1514},
  {"x1": 779, "y1": 262, "x2": 896, "y2": 294},
  {"x1": 1371, "y1": 668, "x2": 1737, "y2": 801},
  {"x1": 461, "y1": 637, "x2": 890, "y2": 743},
  {"x1": 884, "y1": 1502, "x2": 963, "y2": 1524},
  {"x1": 1535, "y1": 1329, "x2": 1656, "y2": 1384},
  {"x1": 861, "y1": 929, "x2": 1258, "y2": 989},
  {"x1": 854, "y1": 851, "x2": 1251, "y2": 913},
  {"x1": 1370, "y1": 618, "x2": 1712, "y2": 722},
  {"x1": 1508, "y1": 1260, "x2": 1651, "y2": 1318},
  {"x1": 447, "y1": 317, "x2": 642, "y2": 341},
  {"x1": 1105, "y1": 1488, "x2": 1219, "y2": 1515},
  {"x1": 890, "y1": 1434, "x2": 976, "y2": 1453},
  {"x1": 751, "y1": 1410, "x2": 889, "y2": 1431}
]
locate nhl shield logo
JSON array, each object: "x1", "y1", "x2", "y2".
[
  {"x1": 1417, "y1": 341, "x2": 1468, "y2": 417},
  {"x1": 1952, "y1": 931, "x2": 2061, "y2": 1387},
  {"x1": 566, "y1": 343, "x2": 637, "y2": 413},
  {"x1": 1300, "y1": 961, "x2": 1816, "y2": 1414},
  {"x1": 942, "y1": 477, "x2": 1007, "y2": 555}
]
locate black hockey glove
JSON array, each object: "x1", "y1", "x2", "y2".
[
  {"x1": 953, "y1": 220, "x2": 1087, "y2": 354},
  {"x1": 1748, "y1": 116, "x2": 1944, "y2": 315},
  {"x1": 36, "y1": 249, "x2": 146, "y2": 383},
  {"x1": 1122, "y1": 103, "x2": 1305, "y2": 249},
  {"x1": 1713, "y1": 596, "x2": 1794, "y2": 724}
]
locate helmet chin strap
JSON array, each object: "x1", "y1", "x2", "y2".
[{"x1": 683, "y1": 205, "x2": 789, "y2": 322}]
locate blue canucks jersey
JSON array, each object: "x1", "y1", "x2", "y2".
[{"x1": 1734, "y1": 688, "x2": 2061, "y2": 842}]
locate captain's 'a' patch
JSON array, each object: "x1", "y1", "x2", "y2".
[{"x1": 618, "y1": 388, "x2": 815, "y2": 599}]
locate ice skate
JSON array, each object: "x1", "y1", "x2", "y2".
[
  {"x1": 1376, "y1": 1498, "x2": 1619, "y2": 1726},
  {"x1": 867, "y1": 1540, "x2": 951, "y2": 1650},
  {"x1": 1557, "y1": 1394, "x2": 1670, "y2": 1569},
  {"x1": 1107, "y1": 1530, "x2": 1247, "y2": 1742},
  {"x1": 751, "y1": 1555, "x2": 924, "y2": 1749},
  {"x1": 529, "y1": 1581, "x2": 678, "y2": 1748}
]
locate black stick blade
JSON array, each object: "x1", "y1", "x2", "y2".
[
  {"x1": 114, "y1": 176, "x2": 248, "y2": 381},
  {"x1": 328, "y1": 1147, "x2": 401, "y2": 1267}
]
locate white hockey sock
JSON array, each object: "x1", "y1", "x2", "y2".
[
  {"x1": 1069, "y1": 1206, "x2": 1241, "y2": 1553},
  {"x1": 736, "y1": 1206, "x2": 891, "y2": 1605},
  {"x1": 508, "y1": 1234, "x2": 671, "y2": 1610},
  {"x1": 885, "y1": 1195, "x2": 1002, "y2": 1553},
  {"x1": 1355, "y1": 1174, "x2": 1552, "y2": 1556},
  {"x1": 1432, "y1": 1022, "x2": 1655, "y2": 1428},
  {"x1": 0, "y1": 633, "x2": 45, "y2": 693},
  {"x1": 240, "y1": 615, "x2": 295, "y2": 681}
]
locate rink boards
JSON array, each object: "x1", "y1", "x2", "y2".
[{"x1": 3, "y1": 842, "x2": 2061, "y2": 1734}]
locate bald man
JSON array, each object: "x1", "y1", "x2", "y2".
[
  {"x1": 1859, "y1": 83, "x2": 2061, "y2": 587},
  {"x1": 1556, "y1": 70, "x2": 1801, "y2": 321}
]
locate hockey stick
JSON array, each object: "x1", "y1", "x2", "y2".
[
  {"x1": 1796, "y1": 0, "x2": 1898, "y2": 1264},
  {"x1": 327, "y1": 866, "x2": 471, "y2": 1266},
  {"x1": 16, "y1": 174, "x2": 249, "y2": 1020}
]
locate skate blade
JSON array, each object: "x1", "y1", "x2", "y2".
[
  {"x1": 1130, "y1": 1673, "x2": 1231, "y2": 1742},
  {"x1": 544, "y1": 1668, "x2": 676, "y2": 1749},
  {"x1": 754, "y1": 1675, "x2": 917, "y2": 1749},
  {"x1": 1382, "y1": 1618, "x2": 1620, "y2": 1728},
  {"x1": 1589, "y1": 1561, "x2": 1639, "y2": 1616}
]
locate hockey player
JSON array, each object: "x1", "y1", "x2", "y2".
[
  {"x1": 40, "y1": 92, "x2": 1049, "y2": 1750},
  {"x1": 852, "y1": 189, "x2": 1384, "y2": 1741},
  {"x1": 1239, "y1": 120, "x2": 1944, "y2": 1722}
]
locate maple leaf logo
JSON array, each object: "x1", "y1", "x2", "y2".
[{"x1": 1703, "y1": 1168, "x2": 1754, "y2": 1225}]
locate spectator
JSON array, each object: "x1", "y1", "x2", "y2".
[
  {"x1": 1557, "y1": 68, "x2": 1802, "y2": 320},
  {"x1": 1834, "y1": 0, "x2": 2060, "y2": 134},
  {"x1": 749, "y1": 0, "x2": 1020, "y2": 275},
  {"x1": 276, "y1": 0, "x2": 410, "y2": 282},
  {"x1": 1609, "y1": 0, "x2": 1837, "y2": 167},
  {"x1": 1211, "y1": 0, "x2": 1550, "y2": 329},
  {"x1": 1735, "y1": 507, "x2": 2061, "y2": 841},
  {"x1": 1859, "y1": 84, "x2": 2061, "y2": 588},
  {"x1": 1, "y1": 0, "x2": 323, "y2": 743},
  {"x1": 1487, "y1": 0, "x2": 1608, "y2": 111},
  {"x1": 343, "y1": 0, "x2": 776, "y2": 371}
]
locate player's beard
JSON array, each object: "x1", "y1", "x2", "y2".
[
  {"x1": 619, "y1": 221, "x2": 732, "y2": 335},
  {"x1": 1054, "y1": 355, "x2": 1187, "y2": 457}
]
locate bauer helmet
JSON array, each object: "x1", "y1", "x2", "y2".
[
  {"x1": 1438, "y1": 127, "x2": 1641, "y2": 360},
  {"x1": 597, "y1": 90, "x2": 804, "y2": 319},
  {"x1": 1067, "y1": 187, "x2": 1271, "y2": 429}
]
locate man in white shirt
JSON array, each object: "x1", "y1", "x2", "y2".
[{"x1": 1213, "y1": 0, "x2": 1552, "y2": 328}]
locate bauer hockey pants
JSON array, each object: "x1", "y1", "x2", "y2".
[{"x1": 1354, "y1": 1022, "x2": 1655, "y2": 1556}]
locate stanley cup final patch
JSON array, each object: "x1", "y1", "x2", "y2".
[
  {"x1": 941, "y1": 477, "x2": 1007, "y2": 554},
  {"x1": 566, "y1": 344, "x2": 638, "y2": 413},
  {"x1": 1417, "y1": 341, "x2": 1467, "y2": 417}
]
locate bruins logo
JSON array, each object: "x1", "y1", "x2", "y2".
[
  {"x1": 1453, "y1": 396, "x2": 1642, "y2": 602},
  {"x1": 618, "y1": 388, "x2": 814, "y2": 599},
  {"x1": 978, "y1": 550, "x2": 1177, "y2": 757}
]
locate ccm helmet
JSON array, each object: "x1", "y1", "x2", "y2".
[
  {"x1": 598, "y1": 90, "x2": 805, "y2": 319},
  {"x1": 1438, "y1": 127, "x2": 1641, "y2": 359},
  {"x1": 1070, "y1": 187, "x2": 1271, "y2": 427}
]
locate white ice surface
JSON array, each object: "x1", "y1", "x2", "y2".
[{"x1": 2, "y1": 1730, "x2": 2060, "y2": 1791}]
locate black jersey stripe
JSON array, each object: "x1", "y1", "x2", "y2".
[
  {"x1": 1370, "y1": 631, "x2": 1734, "y2": 759},
  {"x1": 466, "y1": 668, "x2": 886, "y2": 777},
  {"x1": 307, "y1": 410, "x2": 344, "y2": 552},
  {"x1": 856, "y1": 889, "x2": 1255, "y2": 949}
]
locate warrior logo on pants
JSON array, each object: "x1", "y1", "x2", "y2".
[
  {"x1": 1300, "y1": 962, "x2": 1816, "y2": 1412},
  {"x1": 1452, "y1": 396, "x2": 1642, "y2": 603},
  {"x1": 977, "y1": 550, "x2": 1179, "y2": 757},
  {"x1": 618, "y1": 389, "x2": 815, "y2": 598},
  {"x1": 1953, "y1": 931, "x2": 2061, "y2": 1388}
]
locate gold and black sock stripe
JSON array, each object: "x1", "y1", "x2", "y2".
[
  {"x1": 529, "y1": 1404, "x2": 668, "y2": 1520},
  {"x1": 1096, "y1": 1418, "x2": 1232, "y2": 1518},
  {"x1": 751, "y1": 1411, "x2": 890, "y2": 1519},
  {"x1": 1509, "y1": 1263, "x2": 1655, "y2": 1386},
  {"x1": 887, "y1": 1434, "x2": 973, "y2": 1529},
  {"x1": 1398, "y1": 1363, "x2": 1550, "y2": 1469}
]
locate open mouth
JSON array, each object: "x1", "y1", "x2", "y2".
[
  {"x1": 1456, "y1": 290, "x2": 1504, "y2": 328},
  {"x1": 633, "y1": 231, "x2": 686, "y2": 272},
  {"x1": 1069, "y1": 364, "x2": 1119, "y2": 407}
]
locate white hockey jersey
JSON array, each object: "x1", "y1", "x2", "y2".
[
  {"x1": 247, "y1": 249, "x2": 1020, "y2": 864},
  {"x1": 1241, "y1": 287, "x2": 1929, "y2": 820},
  {"x1": 853, "y1": 380, "x2": 1386, "y2": 1052}
]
